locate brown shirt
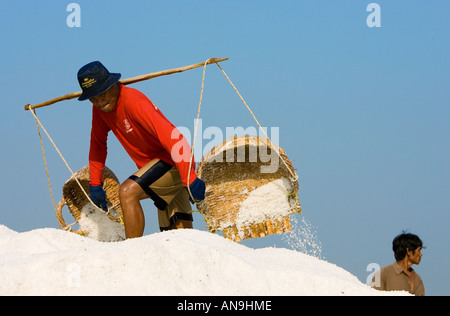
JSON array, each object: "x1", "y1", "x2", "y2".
[{"x1": 373, "y1": 262, "x2": 425, "y2": 296}]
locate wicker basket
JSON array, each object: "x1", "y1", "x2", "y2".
[
  {"x1": 196, "y1": 135, "x2": 301, "y2": 242},
  {"x1": 56, "y1": 166, "x2": 124, "y2": 236}
]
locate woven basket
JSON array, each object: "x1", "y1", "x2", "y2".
[
  {"x1": 56, "y1": 166, "x2": 124, "y2": 235},
  {"x1": 196, "y1": 135, "x2": 301, "y2": 242}
]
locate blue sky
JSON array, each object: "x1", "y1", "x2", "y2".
[{"x1": 1, "y1": 1, "x2": 449, "y2": 295}]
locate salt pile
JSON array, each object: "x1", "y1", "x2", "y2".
[{"x1": 0, "y1": 224, "x2": 409, "y2": 296}]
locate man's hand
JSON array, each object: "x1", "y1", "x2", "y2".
[
  {"x1": 188, "y1": 178, "x2": 206, "y2": 202},
  {"x1": 89, "y1": 185, "x2": 108, "y2": 212}
]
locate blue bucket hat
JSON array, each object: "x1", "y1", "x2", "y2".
[{"x1": 77, "y1": 61, "x2": 121, "y2": 101}]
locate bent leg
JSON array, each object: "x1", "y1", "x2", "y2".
[
  {"x1": 124, "y1": 159, "x2": 194, "y2": 234},
  {"x1": 119, "y1": 179, "x2": 148, "y2": 239},
  {"x1": 158, "y1": 189, "x2": 194, "y2": 230},
  {"x1": 170, "y1": 218, "x2": 193, "y2": 230}
]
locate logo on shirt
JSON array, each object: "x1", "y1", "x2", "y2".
[{"x1": 123, "y1": 119, "x2": 134, "y2": 133}]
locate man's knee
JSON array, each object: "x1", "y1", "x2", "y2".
[{"x1": 120, "y1": 179, "x2": 147, "y2": 202}]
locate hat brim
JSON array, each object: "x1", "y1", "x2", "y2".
[{"x1": 78, "y1": 73, "x2": 121, "y2": 101}]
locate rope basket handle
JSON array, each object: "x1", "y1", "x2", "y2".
[
  {"x1": 56, "y1": 198, "x2": 69, "y2": 230},
  {"x1": 56, "y1": 198, "x2": 83, "y2": 234}
]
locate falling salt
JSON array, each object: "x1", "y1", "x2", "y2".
[{"x1": 281, "y1": 214, "x2": 323, "y2": 259}]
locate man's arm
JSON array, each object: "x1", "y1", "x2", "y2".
[{"x1": 89, "y1": 107, "x2": 110, "y2": 186}]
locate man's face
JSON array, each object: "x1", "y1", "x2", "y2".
[
  {"x1": 89, "y1": 83, "x2": 120, "y2": 113},
  {"x1": 408, "y1": 247, "x2": 423, "y2": 265}
]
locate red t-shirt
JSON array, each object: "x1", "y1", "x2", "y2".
[{"x1": 89, "y1": 84, "x2": 197, "y2": 187}]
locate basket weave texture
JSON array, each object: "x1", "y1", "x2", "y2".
[
  {"x1": 196, "y1": 136, "x2": 301, "y2": 242},
  {"x1": 56, "y1": 166, "x2": 123, "y2": 233}
]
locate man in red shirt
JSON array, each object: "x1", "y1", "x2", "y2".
[{"x1": 77, "y1": 61, "x2": 205, "y2": 238}]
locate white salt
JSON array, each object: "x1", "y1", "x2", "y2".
[
  {"x1": 0, "y1": 225, "x2": 410, "y2": 296},
  {"x1": 282, "y1": 214, "x2": 323, "y2": 259},
  {"x1": 236, "y1": 177, "x2": 293, "y2": 225},
  {"x1": 77, "y1": 204, "x2": 125, "y2": 242}
]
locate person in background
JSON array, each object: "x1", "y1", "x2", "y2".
[
  {"x1": 373, "y1": 233, "x2": 425, "y2": 296},
  {"x1": 77, "y1": 61, "x2": 205, "y2": 239}
]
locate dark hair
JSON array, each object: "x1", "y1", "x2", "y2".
[{"x1": 392, "y1": 233, "x2": 423, "y2": 261}]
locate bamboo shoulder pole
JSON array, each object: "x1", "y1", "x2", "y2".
[{"x1": 24, "y1": 57, "x2": 228, "y2": 111}]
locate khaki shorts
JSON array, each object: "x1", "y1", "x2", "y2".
[{"x1": 128, "y1": 159, "x2": 193, "y2": 231}]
